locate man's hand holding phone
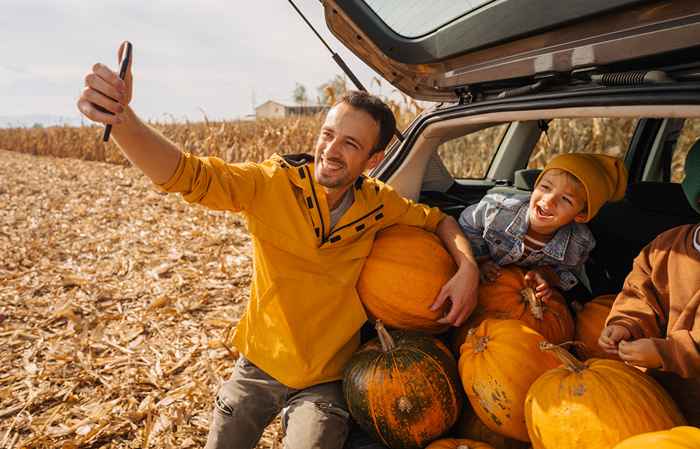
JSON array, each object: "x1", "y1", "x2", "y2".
[{"x1": 77, "y1": 41, "x2": 133, "y2": 130}]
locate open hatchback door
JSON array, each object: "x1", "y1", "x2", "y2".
[{"x1": 322, "y1": 0, "x2": 700, "y2": 102}]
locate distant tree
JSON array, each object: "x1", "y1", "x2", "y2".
[
  {"x1": 317, "y1": 75, "x2": 348, "y2": 105},
  {"x1": 32, "y1": 123, "x2": 44, "y2": 129},
  {"x1": 293, "y1": 83, "x2": 309, "y2": 105}
]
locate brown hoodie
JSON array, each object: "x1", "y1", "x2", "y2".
[{"x1": 606, "y1": 223, "x2": 700, "y2": 423}]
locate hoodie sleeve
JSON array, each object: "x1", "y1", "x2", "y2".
[
  {"x1": 605, "y1": 242, "x2": 665, "y2": 340},
  {"x1": 652, "y1": 292, "x2": 700, "y2": 378}
]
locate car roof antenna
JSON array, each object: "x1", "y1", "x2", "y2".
[{"x1": 286, "y1": 0, "x2": 404, "y2": 142}]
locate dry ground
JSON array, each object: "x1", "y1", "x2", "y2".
[{"x1": 0, "y1": 149, "x2": 283, "y2": 448}]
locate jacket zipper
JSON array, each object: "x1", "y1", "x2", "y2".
[
  {"x1": 327, "y1": 204, "x2": 384, "y2": 240},
  {"x1": 304, "y1": 166, "x2": 327, "y2": 243}
]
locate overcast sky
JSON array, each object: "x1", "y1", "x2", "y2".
[{"x1": 0, "y1": 0, "x2": 396, "y2": 125}]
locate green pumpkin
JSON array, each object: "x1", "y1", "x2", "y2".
[{"x1": 343, "y1": 320, "x2": 462, "y2": 449}]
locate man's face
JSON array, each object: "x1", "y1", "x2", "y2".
[
  {"x1": 313, "y1": 102, "x2": 383, "y2": 190},
  {"x1": 528, "y1": 169, "x2": 587, "y2": 234}
]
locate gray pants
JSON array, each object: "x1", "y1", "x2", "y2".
[{"x1": 205, "y1": 356, "x2": 350, "y2": 449}]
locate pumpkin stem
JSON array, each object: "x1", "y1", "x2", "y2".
[
  {"x1": 375, "y1": 320, "x2": 396, "y2": 352},
  {"x1": 474, "y1": 336, "x2": 490, "y2": 353},
  {"x1": 539, "y1": 341, "x2": 586, "y2": 373},
  {"x1": 521, "y1": 287, "x2": 544, "y2": 320}
]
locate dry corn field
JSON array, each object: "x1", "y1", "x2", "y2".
[{"x1": 0, "y1": 114, "x2": 697, "y2": 448}]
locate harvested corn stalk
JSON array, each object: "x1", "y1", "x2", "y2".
[{"x1": 0, "y1": 150, "x2": 282, "y2": 449}]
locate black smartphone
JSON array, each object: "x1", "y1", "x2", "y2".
[{"x1": 102, "y1": 41, "x2": 133, "y2": 142}]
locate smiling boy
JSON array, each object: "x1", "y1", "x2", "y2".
[{"x1": 459, "y1": 153, "x2": 627, "y2": 300}]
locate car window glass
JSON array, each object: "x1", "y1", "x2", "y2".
[
  {"x1": 672, "y1": 118, "x2": 700, "y2": 183},
  {"x1": 364, "y1": 0, "x2": 494, "y2": 38},
  {"x1": 527, "y1": 118, "x2": 637, "y2": 169},
  {"x1": 437, "y1": 123, "x2": 508, "y2": 179}
]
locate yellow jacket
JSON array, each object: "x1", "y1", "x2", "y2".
[{"x1": 159, "y1": 152, "x2": 446, "y2": 388}]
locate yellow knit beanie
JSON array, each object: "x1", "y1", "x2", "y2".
[{"x1": 536, "y1": 153, "x2": 628, "y2": 222}]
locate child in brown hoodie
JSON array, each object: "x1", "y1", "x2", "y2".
[{"x1": 599, "y1": 139, "x2": 700, "y2": 424}]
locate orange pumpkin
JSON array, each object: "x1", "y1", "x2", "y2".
[
  {"x1": 458, "y1": 320, "x2": 561, "y2": 442},
  {"x1": 574, "y1": 294, "x2": 619, "y2": 360},
  {"x1": 343, "y1": 320, "x2": 462, "y2": 449},
  {"x1": 613, "y1": 426, "x2": 700, "y2": 449},
  {"x1": 457, "y1": 266, "x2": 575, "y2": 346},
  {"x1": 525, "y1": 343, "x2": 686, "y2": 449},
  {"x1": 425, "y1": 438, "x2": 496, "y2": 449},
  {"x1": 357, "y1": 225, "x2": 457, "y2": 333},
  {"x1": 455, "y1": 407, "x2": 530, "y2": 449}
]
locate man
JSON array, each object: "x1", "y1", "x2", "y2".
[{"x1": 77, "y1": 42, "x2": 479, "y2": 449}]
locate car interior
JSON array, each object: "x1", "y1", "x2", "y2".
[{"x1": 372, "y1": 107, "x2": 700, "y2": 303}]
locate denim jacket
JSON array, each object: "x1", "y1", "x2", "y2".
[{"x1": 458, "y1": 192, "x2": 595, "y2": 290}]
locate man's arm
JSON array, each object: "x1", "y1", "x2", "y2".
[
  {"x1": 77, "y1": 42, "x2": 181, "y2": 184},
  {"x1": 431, "y1": 216, "x2": 480, "y2": 327},
  {"x1": 110, "y1": 107, "x2": 182, "y2": 184}
]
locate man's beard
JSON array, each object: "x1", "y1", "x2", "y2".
[
  {"x1": 315, "y1": 155, "x2": 350, "y2": 188},
  {"x1": 316, "y1": 169, "x2": 349, "y2": 189}
]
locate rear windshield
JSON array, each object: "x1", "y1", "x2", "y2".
[{"x1": 363, "y1": 0, "x2": 494, "y2": 38}]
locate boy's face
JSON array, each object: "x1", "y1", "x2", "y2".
[{"x1": 529, "y1": 169, "x2": 587, "y2": 235}]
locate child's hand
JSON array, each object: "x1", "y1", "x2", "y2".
[
  {"x1": 524, "y1": 269, "x2": 553, "y2": 302},
  {"x1": 598, "y1": 324, "x2": 632, "y2": 355},
  {"x1": 618, "y1": 338, "x2": 662, "y2": 369},
  {"x1": 479, "y1": 259, "x2": 501, "y2": 283}
]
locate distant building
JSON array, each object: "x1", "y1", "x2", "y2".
[{"x1": 255, "y1": 100, "x2": 328, "y2": 119}]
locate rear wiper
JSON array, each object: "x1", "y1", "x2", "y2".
[{"x1": 287, "y1": 0, "x2": 404, "y2": 142}]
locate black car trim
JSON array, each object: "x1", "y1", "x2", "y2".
[{"x1": 626, "y1": 118, "x2": 664, "y2": 182}]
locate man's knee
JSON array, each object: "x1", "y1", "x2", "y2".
[
  {"x1": 282, "y1": 400, "x2": 350, "y2": 449},
  {"x1": 205, "y1": 359, "x2": 285, "y2": 449}
]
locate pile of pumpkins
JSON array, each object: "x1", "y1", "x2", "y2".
[{"x1": 344, "y1": 225, "x2": 697, "y2": 449}]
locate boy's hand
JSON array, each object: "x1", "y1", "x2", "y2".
[
  {"x1": 598, "y1": 324, "x2": 632, "y2": 355},
  {"x1": 479, "y1": 259, "x2": 501, "y2": 283},
  {"x1": 524, "y1": 269, "x2": 553, "y2": 302},
  {"x1": 618, "y1": 338, "x2": 662, "y2": 368}
]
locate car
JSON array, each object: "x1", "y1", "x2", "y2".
[{"x1": 321, "y1": 0, "x2": 700, "y2": 301}]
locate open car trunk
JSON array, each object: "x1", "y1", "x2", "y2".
[{"x1": 323, "y1": 0, "x2": 700, "y2": 102}]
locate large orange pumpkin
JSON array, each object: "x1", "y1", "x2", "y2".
[
  {"x1": 454, "y1": 266, "x2": 575, "y2": 348},
  {"x1": 613, "y1": 426, "x2": 700, "y2": 449},
  {"x1": 454, "y1": 407, "x2": 530, "y2": 449},
  {"x1": 425, "y1": 438, "x2": 496, "y2": 449},
  {"x1": 343, "y1": 320, "x2": 462, "y2": 449},
  {"x1": 458, "y1": 320, "x2": 561, "y2": 442},
  {"x1": 357, "y1": 225, "x2": 457, "y2": 333},
  {"x1": 574, "y1": 294, "x2": 620, "y2": 360},
  {"x1": 525, "y1": 343, "x2": 686, "y2": 449}
]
